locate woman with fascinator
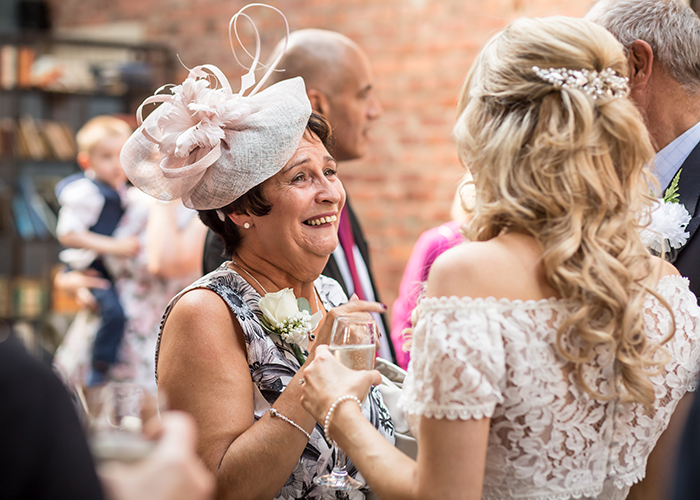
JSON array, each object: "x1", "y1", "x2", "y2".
[
  {"x1": 299, "y1": 16, "x2": 700, "y2": 500},
  {"x1": 120, "y1": 6, "x2": 394, "y2": 499}
]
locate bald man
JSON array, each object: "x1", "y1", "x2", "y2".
[{"x1": 202, "y1": 30, "x2": 396, "y2": 363}]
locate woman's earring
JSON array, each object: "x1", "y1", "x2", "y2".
[{"x1": 243, "y1": 222, "x2": 251, "y2": 229}]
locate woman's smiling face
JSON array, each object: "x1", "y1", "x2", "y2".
[{"x1": 251, "y1": 131, "x2": 346, "y2": 273}]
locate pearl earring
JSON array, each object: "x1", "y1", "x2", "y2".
[{"x1": 243, "y1": 222, "x2": 251, "y2": 229}]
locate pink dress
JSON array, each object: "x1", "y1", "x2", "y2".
[{"x1": 390, "y1": 221, "x2": 465, "y2": 369}]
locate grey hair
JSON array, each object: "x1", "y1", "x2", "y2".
[{"x1": 585, "y1": 0, "x2": 700, "y2": 91}]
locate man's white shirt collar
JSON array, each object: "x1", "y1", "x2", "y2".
[{"x1": 653, "y1": 119, "x2": 700, "y2": 195}]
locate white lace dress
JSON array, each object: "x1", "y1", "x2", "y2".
[{"x1": 399, "y1": 275, "x2": 700, "y2": 500}]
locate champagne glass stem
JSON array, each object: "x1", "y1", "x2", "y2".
[{"x1": 332, "y1": 447, "x2": 349, "y2": 477}]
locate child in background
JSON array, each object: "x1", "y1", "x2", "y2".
[{"x1": 55, "y1": 116, "x2": 138, "y2": 386}]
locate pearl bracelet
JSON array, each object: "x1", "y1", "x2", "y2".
[
  {"x1": 323, "y1": 394, "x2": 362, "y2": 447},
  {"x1": 269, "y1": 408, "x2": 311, "y2": 440}
]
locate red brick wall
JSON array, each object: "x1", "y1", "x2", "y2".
[{"x1": 47, "y1": 0, "x2": 587, "y2": 309}]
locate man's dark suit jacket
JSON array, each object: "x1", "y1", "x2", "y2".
[
  {"x1": 202, "y1": 199, "x2": 396, "y2": 363},
  {"x1": 670, "y1": 140, "x2": 700, "y2": 500}
]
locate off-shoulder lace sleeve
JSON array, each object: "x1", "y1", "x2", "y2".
[
  {"x1": 651, "y1": 275, "x2": 700, "y2": 393},
  {"x1": 399, "y1": 298, "x2": 506, "y2": 420}
]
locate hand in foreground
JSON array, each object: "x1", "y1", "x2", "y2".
[
  {"x1": 98, "y1": 411, "x2": 215, "y2": 500},
  {"x1": 311, "y1": 295, "x2": 387, "y2": 352},
  {"x1": 300, "y1": 345, "x2": 382, "y2": 425}
]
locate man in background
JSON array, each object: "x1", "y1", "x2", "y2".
[
  {"x1": 203, "y1": 29, "x2": 396, "y2": 362},
  {"x1": 587, "y1": 1, "x2": 700, "y2": 499}
]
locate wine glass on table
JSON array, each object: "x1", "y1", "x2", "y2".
[
  {"x1": 84, "y1": 382, "x2": 160, "y2": 464},
  {"x1": 314, "y1": 315, "x2": 376, "y2": 491}
]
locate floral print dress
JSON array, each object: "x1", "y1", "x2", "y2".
[{"x1": 155, "y1": 264, "x2": 395, "y2": 500}]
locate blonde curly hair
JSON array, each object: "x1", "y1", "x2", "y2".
[{"x1": 454, "y1": 16, "x2": 673, "y2": 407}]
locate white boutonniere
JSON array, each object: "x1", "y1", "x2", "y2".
[
  {"x1": 640, "y1": 169, "x2": 691, "y2": 254},
  {"x1": 258, "y1": 288, "x2": 323, "y2": 364}
]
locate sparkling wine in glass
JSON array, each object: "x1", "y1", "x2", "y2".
[
  {"x1": 314, "y1": 315, "x2": 376, "y2": 491},
  {"x1": 85, "y1": 382, "x2": 159, "y2": 463}
]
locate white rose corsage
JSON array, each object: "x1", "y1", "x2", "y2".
[
  {"x1": 639, "y1": 168, "x2": 691, "y2": 254},
  {"x1": 259, "y1": 288, "x2": 323, "y2": 364}
]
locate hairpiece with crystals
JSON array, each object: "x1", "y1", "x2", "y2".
[{"x1": 532, "y1": 66, "x2": 629, "y2": 100}]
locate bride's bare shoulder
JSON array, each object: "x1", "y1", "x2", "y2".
[{"x1": 426, "y1": 232, "x2": 548, "y2": 300}]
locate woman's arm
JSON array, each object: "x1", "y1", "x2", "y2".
[
  {"x1": 301, "y1": 347, "x2": 491, "y2": 500},
  {"x1": 158, "y1": 289, "x2": 313, "y2": 500},
  {"x1": 158, "y1": 291, "x2": 387, "y2": 500},
  {"x1": 146, "y1": 202, "x2": 207, "y2": 278}
]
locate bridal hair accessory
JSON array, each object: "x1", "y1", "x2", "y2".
[
  {"x1": 323, "y1": 395, "x2": 362, "y2": 447},
  {"x1": 639, "y1": 168, "x2": 691, "y2": 254},
  {"x1": 532, "y1": 66, "x2": 629, "y2": 100},
  {"x1": 120, "y1": 4, "x2": 312, "y2": 210}
]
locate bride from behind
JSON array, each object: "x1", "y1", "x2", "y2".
[{"x1": 300, "y1": 16, "x2": 700, "y2": 500}]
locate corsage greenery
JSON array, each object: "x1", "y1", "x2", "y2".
[
  {"x1": 640, "y1": 168, "x2": 691, "y2": 254},
  {"x1": 259, "y1": 288, "x2": 322, "y2": 365}
]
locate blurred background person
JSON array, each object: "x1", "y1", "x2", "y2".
[
  {"x1": 53, "y1": 116, "x2": 206, "y2": 392},
  {"x1": 390, "y1": 174, "x2": 472, "y2": 369},
  {"x1": 54, "y1": 116, "x2": 138, "y2": 386}
]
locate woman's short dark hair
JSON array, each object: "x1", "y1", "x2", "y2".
[{"x1": 198, "y1": 111, "x2": 334, "y2": 258}]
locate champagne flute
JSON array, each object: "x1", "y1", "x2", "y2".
[
  {"x1": 314, "y1": 315, "x2": 376, "y2": 491},
  {"x1": 85, "y1": 382, "x2": 159, "y2": 463}
]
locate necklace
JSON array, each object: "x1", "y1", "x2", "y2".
[{"x1": 231, "y1": 259, "x2": 323, "y2": 316}]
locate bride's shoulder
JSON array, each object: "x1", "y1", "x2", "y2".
[
  {"x1": 650, "y1": 255, "x2": 681, "y2": 280},
  {"x1": 426, "y1": 233, "x2": 545, "y2": 300}
]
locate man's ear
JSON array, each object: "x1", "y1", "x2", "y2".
[
  {"x1": 307, "y1": 88, "x2": 330, "y2": 116},
  {"x1": 628, "y1": 39, "x2": 654, "y2": 90},
  {"x1": 76, "y1": 151, "x2": 91, "y2": 171}
]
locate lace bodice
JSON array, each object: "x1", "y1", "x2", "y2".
[{"x1": 399, "y1": 275, "x2": 700, "y2": 500}]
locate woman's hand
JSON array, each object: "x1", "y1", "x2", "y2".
[
  {"x1": 310, "y1": 295, "x2": 387, "y2": 353},
  {"x1": 300, "y1": 345, "x2": 382, "y2": 424}
]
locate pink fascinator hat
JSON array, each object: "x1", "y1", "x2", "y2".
[{"x1": 120, "y1": 4, "x2": 312, "y2": 210}]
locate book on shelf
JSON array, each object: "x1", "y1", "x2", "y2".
[
  {"x1": 17, "y1": 46, "x2": 36, "y2": 88},
  {"x1": 18, "y1": 174, "x2": 55, "y2": 238},
  {"x1": 17, "y1": 116, "x2": 50, "y2": 161},
  {"x1": 0, "y1": 119, "x2": 15, "y2": 159},
  {"x1": 41, "y1": 121, "x2": 77, "y2": 161},
  {"x1": 0, "y1": 181, "x2": 13, "y2": 235},
  {"x1": 0, "y1": 45, "x2": 17, "y2": 90},
  {"x1": 0, "y1": 276, "x2": 10, "y2": 318},
  {"x1": 6, "y1": 117, "x2": 77, "y2": 161},
  {"x1": 12, "y1": 277, "x2": 47, "y2": 319},
  {"x1": 11, "y1": 193, "x2": 36, "y2": 239}
]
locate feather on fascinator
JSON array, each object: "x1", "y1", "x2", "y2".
[{"x1": 120, "y1": 4, "x2": 312, "y2": 210}]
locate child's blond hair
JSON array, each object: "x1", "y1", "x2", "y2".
[{"x1": 76, "y1": 115, "x2": 132, "y2": 156}]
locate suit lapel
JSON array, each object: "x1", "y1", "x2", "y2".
[
  {"x1": 675, "y1": 139, "x2": 700, "y2": 220},
  {"x1": 670, "y1": 139, "x2": 700, "y2": 262}
]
